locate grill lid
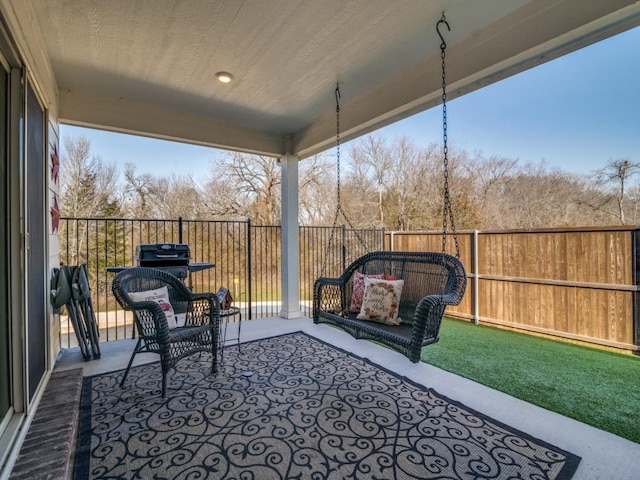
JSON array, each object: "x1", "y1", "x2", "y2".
[{"x1": 135, "y1": 243, "x2": 190, "y2": 267}]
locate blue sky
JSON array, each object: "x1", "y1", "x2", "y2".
[{"x1": 61, "y1": 26, "x2": 639, "y2": 179}]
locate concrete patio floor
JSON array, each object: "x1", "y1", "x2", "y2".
[{"x1": 55, "y1": 316, "x2": 640, "y2": 480}]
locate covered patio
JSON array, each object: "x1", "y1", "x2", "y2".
[
  {"x1": 2, "y1": 0, "x2": 640, "y2": 478},
  {"x1": 52, "y1": 317, "x2": 640, "y2": 479}
]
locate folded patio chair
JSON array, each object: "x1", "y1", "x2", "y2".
[
  {"x1": 51, "y1": 264, "x2": 101, "y2": 361},
  {"x1": 111, "y1": 266, "x2": 221, "y2": 397}
]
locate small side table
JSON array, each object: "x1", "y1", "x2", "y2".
[{"x1": 219, "y1": 306, "x2": 242, "y2": 358}]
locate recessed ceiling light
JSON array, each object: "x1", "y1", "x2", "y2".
[{"x1": 216, "y1": 72, "x2": 234, "y2": 84}]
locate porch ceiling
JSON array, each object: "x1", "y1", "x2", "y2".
[{"x1": 22, "y1": 0, "x2": 640, "y2": 158}]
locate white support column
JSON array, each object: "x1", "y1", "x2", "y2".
[{"x1": 279, "y1": 151, "x2": 303, "y2": 319}]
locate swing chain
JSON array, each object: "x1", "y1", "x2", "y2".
[
  {"x1": 320, "y1": 83, "x2": 369, "y2": 277},
  {"x1": 438, "y1": 13, "x2": 460, "y2": 259},
  {"x1": 335, "y1": 85, "x2": 341, "y2": 209}
]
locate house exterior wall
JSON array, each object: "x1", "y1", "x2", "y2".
[{"x1": 48, "y1": 119, "x2": 60, "y2": 357}]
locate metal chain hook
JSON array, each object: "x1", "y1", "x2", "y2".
[{"x1": 436, "y1": 13, "x2": 450, "y2": 51}]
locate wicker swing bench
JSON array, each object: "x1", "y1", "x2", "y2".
[
  {"x1": 313, "y1": 251, "x2": 467, "y2": 363},
  {"x1": 314, "y1": 18, "x2": 467, "y2": 362}
]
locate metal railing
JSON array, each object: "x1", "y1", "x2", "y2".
[{"x1": 58, "y1": 217, "x2": 384, "y2": 347}]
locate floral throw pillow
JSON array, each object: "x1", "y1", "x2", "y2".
[
  {"x1": 129, "y1": 286, "x2": 179, "y2": 330},
  {"x1": 356, "y1": 277, "x2": 404, "y2": 325},
  {"x1": 350, "y1": 271, "x2": 384, "y2": 312}
]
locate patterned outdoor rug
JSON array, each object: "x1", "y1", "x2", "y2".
[{"x1": 75, "y1": 332, "x2": 580, "y2": 479}]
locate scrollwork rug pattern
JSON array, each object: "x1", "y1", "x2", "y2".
[{"x1": 74, "y1": 332, "x2": 580, "y2": 479}]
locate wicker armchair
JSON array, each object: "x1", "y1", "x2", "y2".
[
  {"x1": 112, "y1": 266, "x2": 220, "y2": 397},
  {"x1": 313, "y1": 251, "x2": 466, "y2": 363}
]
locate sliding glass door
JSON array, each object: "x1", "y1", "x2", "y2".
[
  {"x1": 25, "y1": 82, "x2": 46, "y2": 401},
  {"x1": 0, "y1": 55, "x2": 10, "y2": 434}
]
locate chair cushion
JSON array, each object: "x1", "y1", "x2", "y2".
[
  {"x1": 350, "y1": 271, "x2": 384, "y2": 312},
  {"x1": 129, "y1": 286, "x2": 179, "y2": 329},
  {"x1": 356, "y1": 277, "x2": 404, "y2": 325}
]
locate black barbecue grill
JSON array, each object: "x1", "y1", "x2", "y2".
[
  {"x1": 135, "y1": 243, "x2": 190, "y2": 280},
  {"x1": 107, "y1": 243, "x2": 213, "y2": 288}
]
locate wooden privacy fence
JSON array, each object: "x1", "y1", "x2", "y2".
[{"x1": 386, "y1": 226, "x2": 640, "y2": 352}]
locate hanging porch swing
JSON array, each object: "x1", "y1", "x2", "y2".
[{"x1": 312, "y1": 14, "x2": 467, "y2": 362}]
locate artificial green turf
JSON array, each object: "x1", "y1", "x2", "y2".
[{"x1": 421, "y1": 317, "x2": 640, "y2": 444}]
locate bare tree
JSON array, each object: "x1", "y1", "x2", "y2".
[
  {"x1": 342, "y1": 136, "x2": 476, "y2": 231},
  {"x1": 349, "y1": 134, "x2": 394, "y2": 226},
  {"x1": 201, "y1": 152, "x2": 332, "y2": 224},
  {"x1": 59, "y1": 135, "x2": 122, "y2": 265},
  {"x1": 60, "y1": 135, "x2": 120, "y2": 217},
  {"x1": 384, "y1": 138, "x2": 441, "y2": 230},
  {"x1": 588, "y1": 158, "x2": 640, "y2": 224},
  {"x1": 121, "y1": 162, "x2": 213, "y2": 221},
  {"x1": 497, "y1": 161, "x2": 585, "y2": 229},
  {"x1": 202, "y1": 152, "x2": 281, "y2": 224},
  {"x1": 339, "y1": 144, "x2": 378, "y2": 228},
  {"x1": 201, "y1": 176, "x2": 244, "y2": 219},
  {"x1": 298, "y1": 154, "x2": 333, "y2": 225},
  {"x1": 625, "y1": 183, "x2": 640, "y2": 225},
  {"x1": 465, "y1": 153, "x2": 518, "y2": 227},
  {"x1": 122, "y1": 163, "x2": 162, "y2": 217},
  {"x1": 61, "y1": 132, "x2": 640, "y2": 233},
  {"x1": 153, "y1": 175, "x2": 209, "y2": 220}
]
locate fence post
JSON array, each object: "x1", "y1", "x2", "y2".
[
  {"x1": 633, "y1": 228, "x2": 640, "y2": 348},
  {"x1": 246, "y1": 219, "x2": 252, "y2": 320},
  {"x1": 473, "y1": 229, "x2": 479, "y2": 325},
  {"x1": 178, "y1": 216, "x2": 183, "y2": 244}
]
